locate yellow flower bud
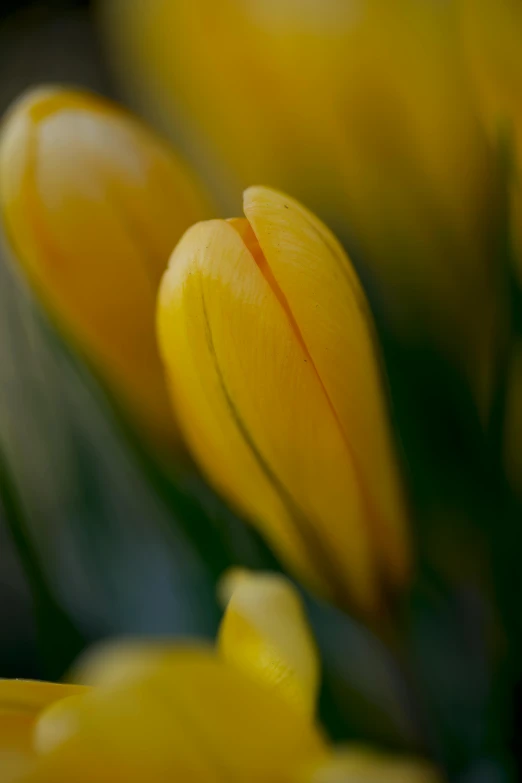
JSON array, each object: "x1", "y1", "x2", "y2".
[
  {"x1": 0, "y1": 87, "x2": 211, "y2": 450},
  {"x1": 157, "y1": 186, "x2": 409, "y2": 615},
  {"x1": 103, "y1": 0, "x2": 499, "y2": 408}
]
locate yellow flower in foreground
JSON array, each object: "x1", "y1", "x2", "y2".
[
  {"x1": 1, "y1": 572, "x2": 435, "y2": 782},
  {"x1": 103, "y1": 0, "x2": 498, "y2": 408},
  {"x1": 157, "y1": 186, "x2": 409, "y2": 615},
  {"x1": 0, "y1": 86, "x2": 210, "y2": 449}
]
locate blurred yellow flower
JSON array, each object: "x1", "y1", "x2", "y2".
[
  {"x1": 102, "y1": 0, "x2": 500, "y2": 408},
  {"x1": 0, "y1": 86, "x2": 211, "y2": 450},
  {"x1": 157, "y1": 186, "x2": 409, "y2": 615},
  {"x1": 1, "y1": 572, "x2": 436, "y2": 783}
]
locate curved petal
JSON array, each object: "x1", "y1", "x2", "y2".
[
  {"x1": 0, "y1": 86, "x2": 210, "y2": 448},
  {"x1": 244, "y1": 186, "x2": 410, "y2": 589},
  {"x1": 26, "y1": 648, "x2": 327, "y2": 782},
  {"x1": 218, "y1": 569, "x2": 319, "y2": 717},
  {"x1": 158, "y1": 218, "x2": 380, "y2": 613},
  {"x1": 0, "y1": 679, "x2": 86, "y2": 782}
]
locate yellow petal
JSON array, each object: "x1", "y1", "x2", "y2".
[
  {"x1": 0, "y1": 86, "x2": 210, "y2": 450},
  {"x1": 0, "y1": 679, "x2": 86, "y2": 782},
  {"x1": 158, "y1": 217, "x2": 380, "y2": 613},
  {"x1": 301, "y1": 747, "x2": 439, "y2": 783},
  {"x1": 217, "y1": 569, "x2": 319, "y2": 717},
  {"x1": 25, "y1": 647, "x2": 327, "y2": 782},
  {"x1": 244, "y1": 186, "x2": 409, "y2": 589}
]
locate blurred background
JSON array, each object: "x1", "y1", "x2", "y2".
[{"x1": 0, "y1": 1, "x2": 107, "y2": 109}]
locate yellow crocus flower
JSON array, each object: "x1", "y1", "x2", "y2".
[
  {"x1": 1, "y1": 572, "x2": 435, "y2": 783},
  {"x1": 157, "y1": 186, "x2": 409, "y2": 615},
  {"x1": 102, "y1": 0, "x2": 499, "y2": 407},
  {"x1": 0, "y1": 86, "x2": 211, "y2": 450}
]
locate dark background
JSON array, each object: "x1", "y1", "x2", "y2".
[
  {"x1": 0, "y1": 0, "x2": 108, "y2": 115},
  {"x1": 0, "y1": 0, "x2": 105, "y2": 679}
]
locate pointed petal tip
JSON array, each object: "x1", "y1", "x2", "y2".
[
  {"x1": 243, "y1": 184, "x2": 299, "y2": 211},
  {"x1": 158, "y1": 217, "x2": 230, "y2": 301}
]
